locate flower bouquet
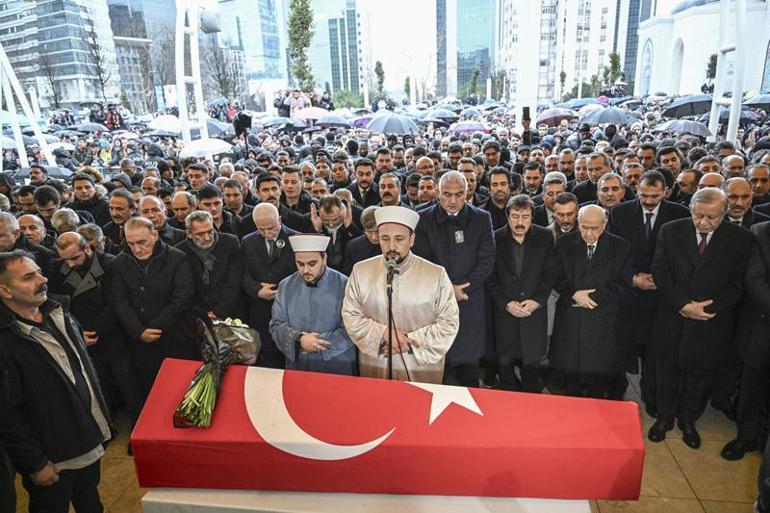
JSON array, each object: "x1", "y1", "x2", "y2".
[{"x1": 173, "y1": 317, "x2": 260, "y2": 428}]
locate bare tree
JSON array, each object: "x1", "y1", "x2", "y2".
[
  {"x1": 200, "y1": 42, "x2": 245, "y2": 101},
  {"x1": 37, "y1": 53, "x2": 62, "y2": 109},
  {"x1": 146, "y1": 27, "x2": 177, "y2": 109},
  {"x1": 85, "y1": 26, "x2": 113, "y2": 102}
]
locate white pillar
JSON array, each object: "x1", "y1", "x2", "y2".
[
  {"x1": 363, "y1": 81, "x2": 370, "y2": 109},
  {"x1": 0, "y1": 42, "x2": 54, "y2": 166},
  {"x1": 28, "y1": 86, "x2": 41, "y2": 120},
  {"x1": 486, "y1": 77, "x2": 492, "y2": 100},
  {"x1": 3, "y1": 73, "x2": 29, "y2": 167},
  {"x1": 707, "y1": 0, "x2": 730, "y2": 141},
  {"x1": 726, "y1": 0, "x2": 746, "y2": 142}
]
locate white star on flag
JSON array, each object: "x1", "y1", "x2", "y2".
[{"x1": 407, "y1": 382, "x2": 484, "y2": 425}]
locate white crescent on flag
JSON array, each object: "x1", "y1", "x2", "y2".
[{"x1": 244, "y1": 368, "x2": 395, "y2": 461}]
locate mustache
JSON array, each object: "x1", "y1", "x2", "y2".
[
  {"x1": 515, "y1": 225, "x2": 526, "y2": 230},
  {"x1": 35, "y1": 284, "x2": 47, "y2": 294}
]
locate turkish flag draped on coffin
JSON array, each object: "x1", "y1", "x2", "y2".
[{"x1": 132, "y1": 359, "x2": 644, "y2": 500}]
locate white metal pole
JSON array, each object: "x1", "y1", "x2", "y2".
[
  {"x1": 175, "y1": 0, "x2": 191, "y2": 142},
  {"x1": 707, "y1": 0, "x2": 730, "y2": 141},
  {"x1": 726, "y1": 0, "x2": 746, "y2": 142},
  {"x1": 0, "y1": 43, "x2": 54, "y2": 166},
  {"x1": 3, "y1": 73, "x2": 29, "y2": 168},
  {"x1": 28, "y1": 86, "x2": 41, "y2": 120}
]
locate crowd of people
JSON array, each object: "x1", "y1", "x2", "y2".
[{"x1": 2, "y1": 94, "x2": 770, "y2": 512}]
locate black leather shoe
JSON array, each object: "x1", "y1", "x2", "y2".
[
  {"x1": 648, "y1": 419, "x2": 674, "y2": 442},
  {"x1": 678, "y1": 420, "x2": 701, "y2": 449},
  {"x1": 721, "y1": 439, "x2": 759, "y2": 461}
]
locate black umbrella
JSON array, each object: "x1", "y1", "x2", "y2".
[
  {"x1": 262, "y1": 117, "x2": 296, "y2": 128},
  {"x1": 316, "y1": 115, "x2": 351, "y2": 128},
  {"x1": 744, "y1": 94, "x2": 770, "y2": 110},
  {"x1": 366, "y1": 113, "x2": 419, "y2": 134},
  {"x1": 14, "y1": 166, "x2": 72, "y2": 180},
  {"x1": 72, "y1": 123, "x2": 109, "y2": 132},
  {"x1": 55, "y1": 130, "x2": 84, "y2": 137},
  {"x1": 662, "y1": 95, "x2": 712, "y2": 118},
  {"x1": 698, "y1": 107, "x2": 762, "y2": 125},
  {"x1": 429, "y1": 108, "x2": 460, "y2": 122},
  {"x1": 580, "y1": 107, "x2": 640, "y2": 125}
]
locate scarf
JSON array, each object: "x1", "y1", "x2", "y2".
[{"x1": 186, "y1": 231, "x2": 219, "y2": 286}]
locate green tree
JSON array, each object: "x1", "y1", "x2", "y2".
[
  {"x1": 468, "y1": 67, "x2": 480, "y2": 99},
  {"x1": 288, "y1": 0, "x2": 315, "y2": 90},
  {"x1": 559, "y1": 71, "x2": 567, "y2": 95},
  {"x1": 324, "y1": 81, "x2": 331, "y2": 93},
  {"x1": 608, "y1": 51, "x2": 623, "y2": 85},
  {"x1": 404, "y1": 76, "x2": 411, "y2": 99},
  {"x1": 374, "y1": 61, "x2": 385, "y2": 98},
  {"x1": 334, "y1": 90, "x2": 364, "y2": 108},
  {"x1": 490, "y1": 70, "x2": 506, "y2": 99},
  {"x1": 706, "y1": 53, "x2": 717, "y2": 83}
]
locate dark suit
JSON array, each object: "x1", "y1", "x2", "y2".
[
  {"x1": 413, "y1": 203, "x2": 496, "y2": 386},
  {"x1": 342, "y1": 235, "x2": 380, "y2": 276},
  {"x1": 732, "y1": 221, "x2": 770, "y2": 443},
  {"x1": 12, "y1": 234, "x2": 55, "y2": 276},
  {"x1": 158, "y1": 222, "x2": 185, "y2": 246},
  {"x1": 608, "y1": 199, "x2": 690, "y2": 405},
  {"x1": 551, "y1": 230, "x2": 632, "y2": 398},
  {"x1": 177, "y1": 233, "x2": 244, "y2": 319},
  {"x1": 241, "y1": 226, "x2": 297, "y2": 368},
  {"x1": 532, "y1": 204, "x2": 551, "y2": 227},
  {"x1": 47, "y1": 251, "x2": 141, "y2": 423},
  {"x1": 111, "y1": 241, "x2": 195, "y2": 399},
  {"x1": 486, "y1": 224, "x2": 556, "y2": 391},
  {"x1": 480, "y1": 198, "x2": 508, "y2": 230},
  {"x1": 347, "y1": 181, "x2": 380, "y2": 208},
  {"x1": 726, "y1": 209, "x2": 770, "y2": 229},
  {"x1": 651, "y1": 218, "x2": 753, "y2": 423}
]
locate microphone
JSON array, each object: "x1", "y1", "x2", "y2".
[{"x1": 386, "y1": 258, "x2": 399, "y2": 285}]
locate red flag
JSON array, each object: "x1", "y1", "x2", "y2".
[{"x1": 132, "y1": 359, "x2": 643, "y2": 499}]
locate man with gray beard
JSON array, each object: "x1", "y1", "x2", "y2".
[{"x1": 177, "y1": 211, "x2": 244, "y2": 320}]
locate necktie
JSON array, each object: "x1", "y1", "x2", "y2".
[
  {"x1": 267, "y1": 239, "x2": 276, "y2": 259},
  {"x1": 644, "y1": 212, "x2": 653, "y2": 241},
  {"x1": 587, "y1": 244, "x2": 595, "y2": 261},
  {"x1": 698, "y1": 232, "x2": 708, "y2": 256}
]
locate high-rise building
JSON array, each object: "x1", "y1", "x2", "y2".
[
  {"x1": 496, "y1": 0, "x2": 631, "y2": 105},
  {"x1": 218, "y1": 0, "x2": 288, "y2": 80},
  {"x1": 309, "y1": 0, "x2": 370, "y2": 95},
  {"x1": 436, "y1": 0, "x2": 495, "y2": 97},
  {"x1": 0, "y1": 0, "x2": 120, "y2": 110}
]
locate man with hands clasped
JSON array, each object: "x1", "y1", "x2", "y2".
[
  {"x1": 648, "y1": 188, "x2": 753, "y2": 449},
  {"x1": 486, "y1": 195, "x2": 556, "y2": 392},
  {"x1": 270, "y1": 235, "x2": 357, "y2": 375},
  {"x1": 551, "y1": 204, "x2": 633, "y2": 399}
]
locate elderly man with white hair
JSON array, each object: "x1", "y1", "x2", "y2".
[
  {"x1": 648, "y1": 187, "x2": 753, "y2": 449},
  {"x1": 0, "y1": 212, "x2": 55, "y2": 273},
  {"x1": 241, "y1": 202, "x2": 298, "y2": 369},
  {"x1": 550, "y1": 203, "x2": 632, "y2": 400}
]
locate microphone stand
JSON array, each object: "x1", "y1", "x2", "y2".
[{"x1": 386, "y1": 259, "x2": 398, "y2": 381}]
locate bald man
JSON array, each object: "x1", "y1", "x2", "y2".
[
  {"x1": 47, "y1": 232, "x2": 142, "y2": 426},
  {"x1": 551, "y1": 204, "x2": 633, "y2": 399},
  {"x1": 241, "y1": 203, "x2": 298, "y2": 369}
]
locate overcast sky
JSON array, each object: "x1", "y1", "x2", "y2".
[{"x1": 357, "y1": 0, "x2": 436, "y2": 95}]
